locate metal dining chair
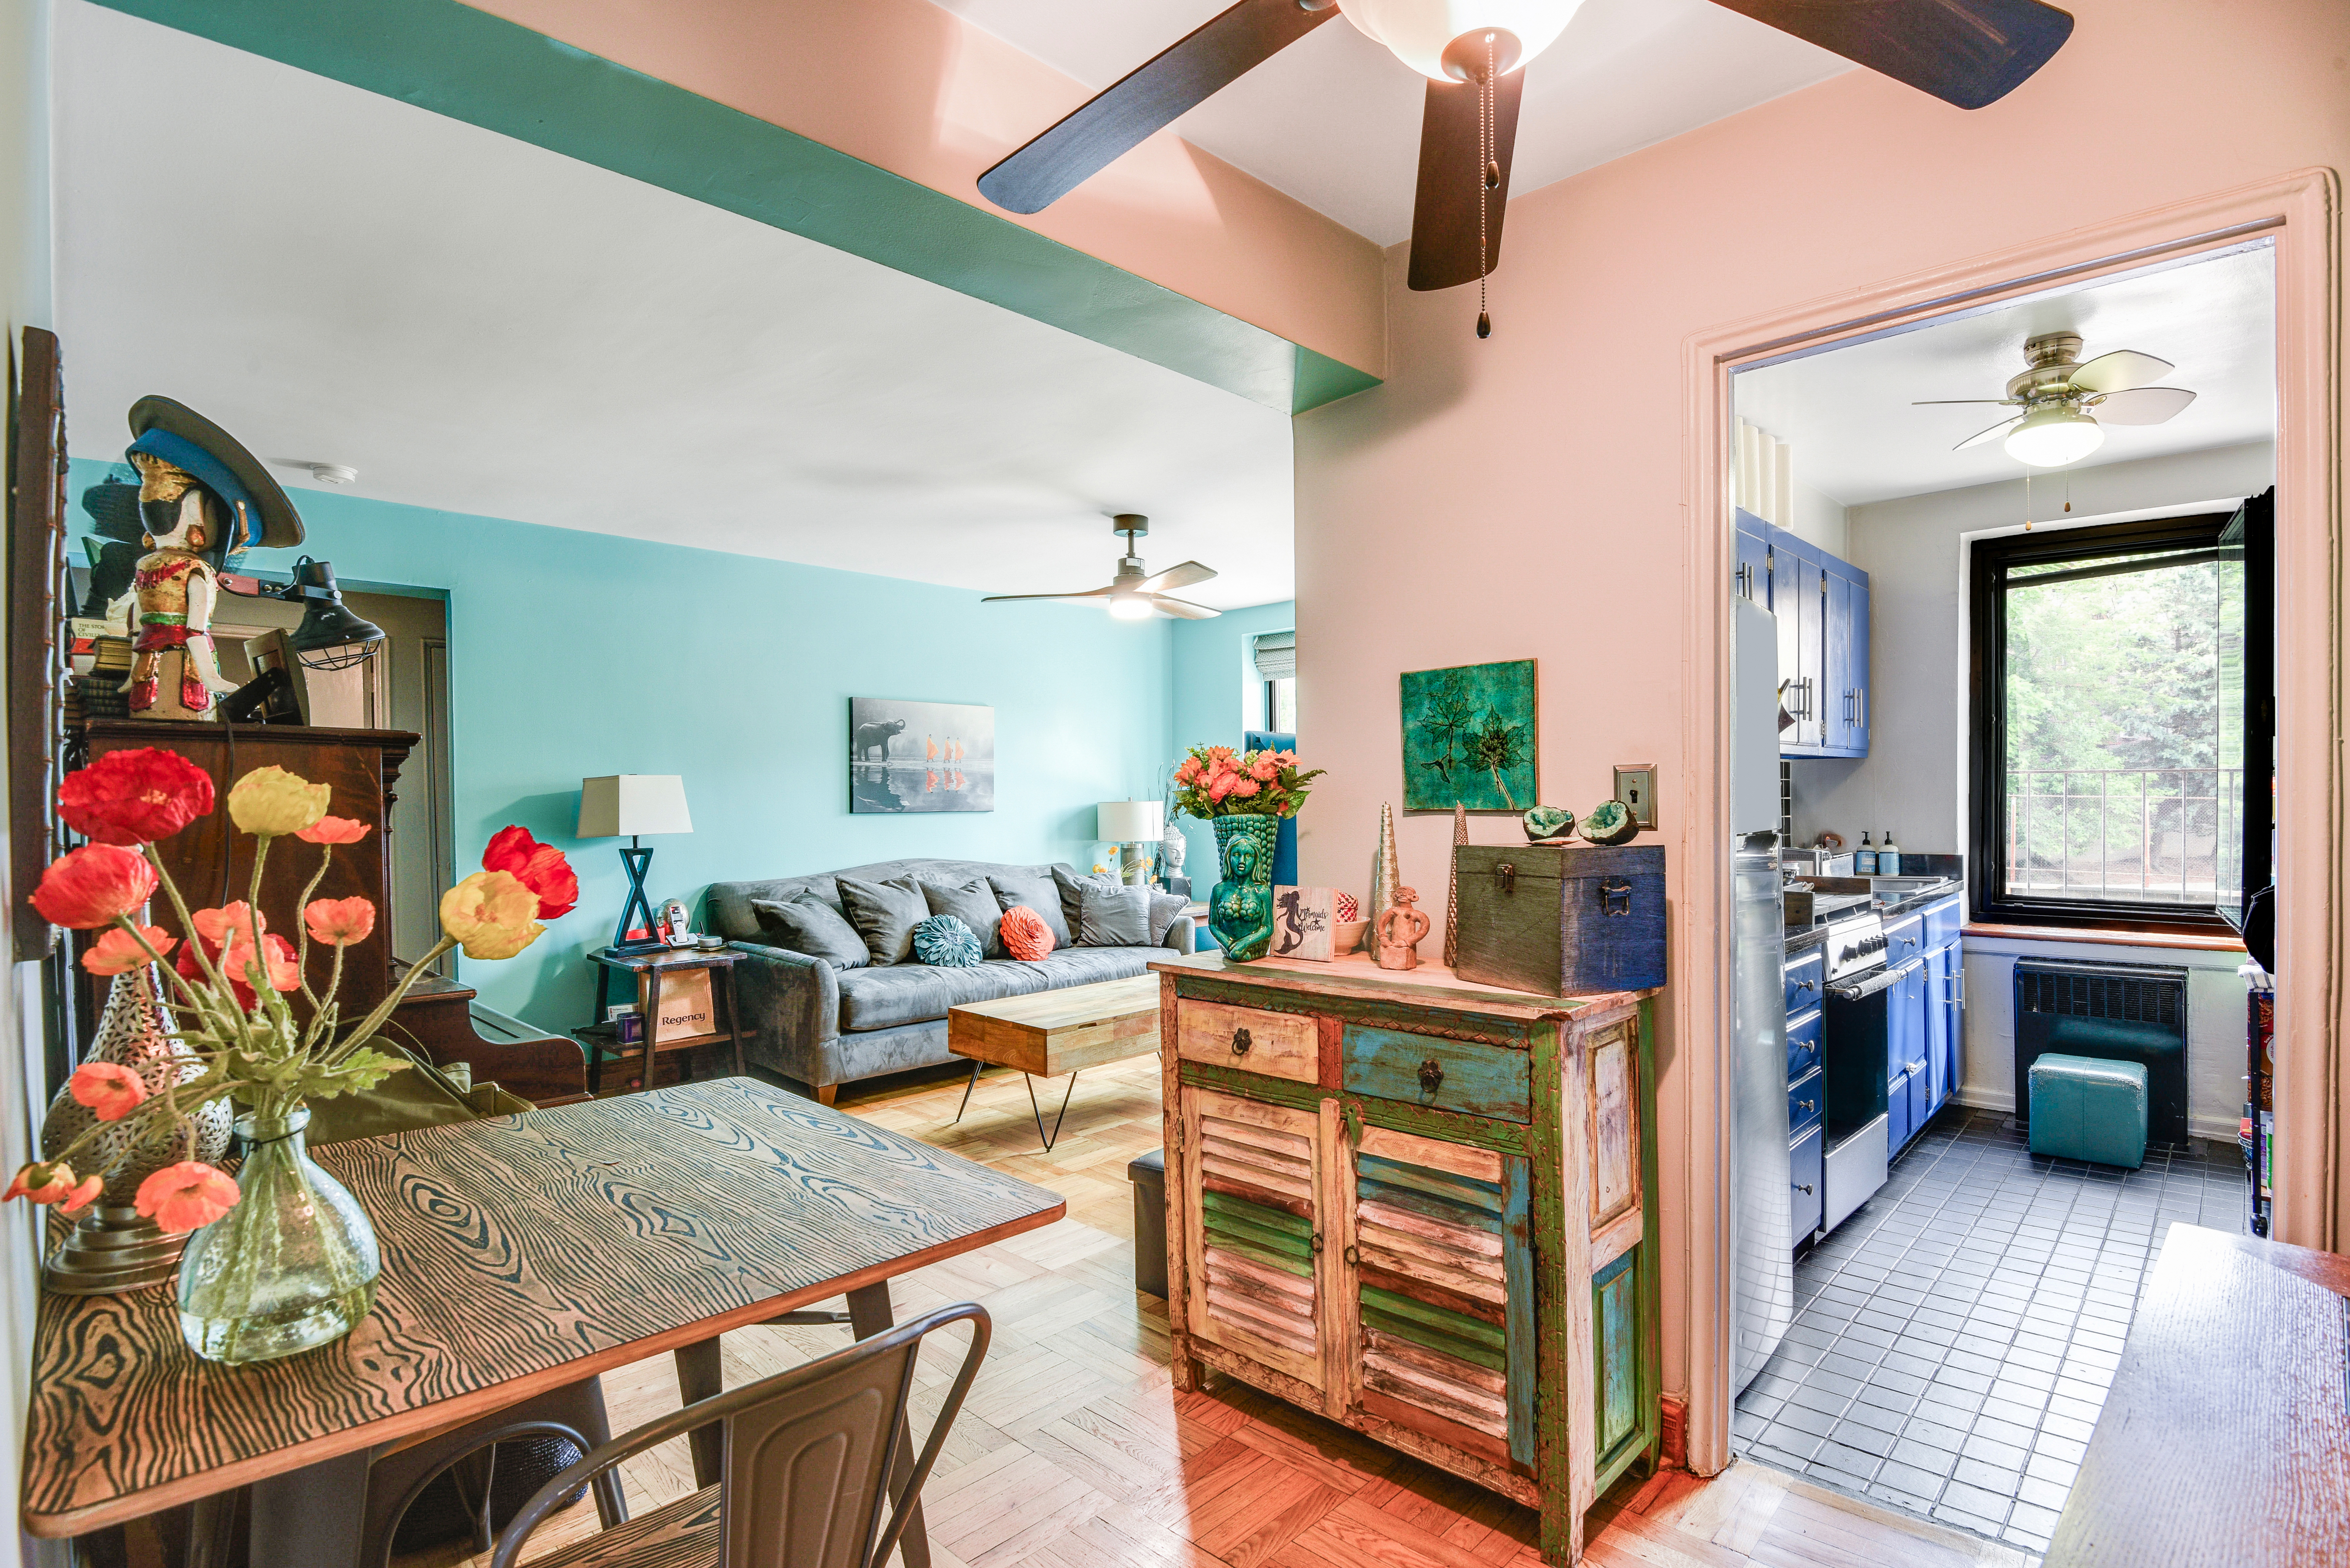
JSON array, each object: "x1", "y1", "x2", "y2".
[{"x1": 491, "y1": 1302, "x2": 990, "y2": 1568}]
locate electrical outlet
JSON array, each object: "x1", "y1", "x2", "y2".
[{"x1": 1613, "y1": 764, "x2": 1657, "y2": 830}]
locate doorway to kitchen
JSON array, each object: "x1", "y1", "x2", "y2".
[{"x1": 1719, "y1": 239, "x2": 2277, "y2": 1553}]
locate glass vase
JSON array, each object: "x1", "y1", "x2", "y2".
[
  {"x1": 1208, "y1": 815, "x2": 1279, "y2": 961},
  {"x1": 177, "y1": 1106, "x2": 380, "y2": 1364}
]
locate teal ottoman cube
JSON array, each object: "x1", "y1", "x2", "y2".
[{"x1": 2028, "y1": 1053, "x2": 2149, "y2": 1169}]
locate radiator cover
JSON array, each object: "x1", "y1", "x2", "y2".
[{"x1": 2012, "y1": 958, "x2": 2190, "y2": 1147}]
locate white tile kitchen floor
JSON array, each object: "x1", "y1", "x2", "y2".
[{"x1": 1731, "y1": 1106, "x2": 2250, "y2": 1554}]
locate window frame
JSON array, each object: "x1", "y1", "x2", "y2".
[{"x1": 1968, "y1": 510, "x2": 2238, "y2": 934}]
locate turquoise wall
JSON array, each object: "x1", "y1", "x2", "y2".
[
  {"x1": 68, "y1": 460, "x2": 1177, "y2": 1030},
  {"x1": 1168, "y1": 599, "x2": 1296, "y2": 882}
]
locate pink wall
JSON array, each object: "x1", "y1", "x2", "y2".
[
  {"x1": 465, "y1": 0, "x2": 1386, "y2": 378},
  {"x1": 1293, "y1": 0, "x2": 2349, "y2": 1403}
]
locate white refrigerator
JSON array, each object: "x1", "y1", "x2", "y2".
[{"x1": 1731, "y1": 596, "x2": 1794, "y2": 1392}]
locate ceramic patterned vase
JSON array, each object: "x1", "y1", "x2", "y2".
[
  {"x1": 1208, "y1": 816, "x2": 1279, "y2": 961},
  {"x1": 40, "y1": 965, "x2": 233, "y2": 1294},
  {"x1": 177, "y1": 1106, "x2": 380, "y2": 1364}
]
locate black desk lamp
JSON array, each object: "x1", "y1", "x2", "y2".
[{"x1": 577, "y1": 774, "x2": 693, "y2": 954}]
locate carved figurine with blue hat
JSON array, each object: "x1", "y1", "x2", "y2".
[{"x1": 118, "y1": 397, "x2": 304, "y2": 720}]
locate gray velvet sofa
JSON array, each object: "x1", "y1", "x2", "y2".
[{"x1": 708, "y1": 858, "x2": 1193, "y2": 1102}]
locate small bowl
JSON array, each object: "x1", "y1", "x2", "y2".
[
  {"x1": 1334, "y1": 919, "x2": 1369, "y2": 954},
  {"x1": 696, "y1": 935, "x2": 728, "y2": 951}
]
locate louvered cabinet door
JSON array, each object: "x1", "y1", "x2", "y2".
[
  {"x1": 1347, "y1": 1122, "x2": 1534, "y2": 1471},
  {"x1": 1178, "y1": 1084, "x2": 1326, "y2": 1390}
]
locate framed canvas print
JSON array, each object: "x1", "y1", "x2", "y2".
[
  {"x1": 1400, "y1": 659, "x2": 1536, "y2": 812},
  {"x1": 850, "y1": 697, "x2": 995, "y2": 813},
  {"x1": 1271, "y1": 885, "x2": 1334, "y2": 961}
]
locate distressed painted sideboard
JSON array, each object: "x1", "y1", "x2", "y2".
[{"x1": 1150, "y1": 948, "x2": 1662, "y2": 1565}]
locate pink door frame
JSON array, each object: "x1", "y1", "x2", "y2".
[{"x1": 1675, "y1": 168, "x2": 2341, "y2": 1475}]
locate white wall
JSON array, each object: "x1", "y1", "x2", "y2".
[
  {"x1": 1788, "y1": 441, "x2": 2276, "y2": 854},
  {"x1": 1785, "y1": 478, "x2": 1849, "y2": 562},
  {"x1": 1958, "y1": 931, "x2": 2253, "y2": 1142}
]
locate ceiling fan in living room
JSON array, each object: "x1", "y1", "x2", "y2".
[
  {"x1": 978, "y1": 0, "x2": 2077, "y2": 333},
  {"x1": 1916, "y1": 331, "x2": 2198, "y2": 467},
  {"x1": 983, "y1": 514, "x2": 1223, "y2": 619}
]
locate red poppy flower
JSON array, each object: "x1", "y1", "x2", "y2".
[
  {"x1": 136, "y1": 1162, "x2": 240, "y2": 1232},
  {"x1": 304, "y1": 897, "x2": 376, "y2": 948},
  {"x1": 30, "y1": 844, "x2": 158, "y2": 929},
  {"x1": 82, "y1": 924, "x2": 176, "y2": 976},
  {"x1": 295, "y1": 815, "x2": 372, "y2": 845},
  {"x1": 482, "y1": 826, "x2": 579, "y2": 920},
  {"x1": 69, "y1": 1061, "x2": 147, "y2": 1122},
  {"x1": 55, "y1": 748, "x2": 214, "y2": 846}
]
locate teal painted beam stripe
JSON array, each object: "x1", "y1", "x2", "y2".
[{"x1": 94, "y1": 0, "x2": 1381, "y2": 415}]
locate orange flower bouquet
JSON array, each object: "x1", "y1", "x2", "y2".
[
  {"x1": 11, "y1": 747, "x2": 577, "y2": 1360},
  {"x1": 1170, "y1": 744, "x2": 1323, "y2": 820}
]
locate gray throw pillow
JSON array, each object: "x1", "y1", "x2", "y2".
[
  {"x1": 1078, "y1": 883, "x2": 1152, "y2": 947},
  {"x1": 988, "y1": 867, "x2": 1071, "y2": 951},
  {"x1": 922, "y1": 877, "x2": 1004, "y2": 959},
  {"x1": 750, "y1": 896, "x2": 869, "y2": 970},
  {"x1": 1147, "y1": 889, "x2": 1189, "y2": 946},
  {"x1": 835, "y1": 874, "x2": 929, "y2": 966},
  {"x1": 1052, "y1": 864, "x2": 1124, "y2": 940}
]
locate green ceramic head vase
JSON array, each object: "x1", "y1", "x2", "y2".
[
  {"x1": 1581, "y1": 799, "x2": 1638, "y2": 845},
  {"x1": 1522, "y1": 805, "x2": 1574, "y2": 843}
]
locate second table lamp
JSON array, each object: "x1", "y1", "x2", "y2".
[{"x1": 578, "y1": 774, "x2": 693, "y2": 953}]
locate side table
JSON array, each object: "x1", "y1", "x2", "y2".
[{"x1": 576, "y1": 946, "x2": 747, "y2": 1096}]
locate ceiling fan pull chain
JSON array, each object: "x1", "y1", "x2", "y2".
[{"x1": 1475, "y1": 31, "x2": 1492, "y2": 340}]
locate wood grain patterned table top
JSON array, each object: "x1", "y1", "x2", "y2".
[
  {"x1": 20, "y1": 1078, "x2": 1064, "y2": 1538},
  {"x1": 2046, "y1": 1224, "x2": 2350, "y2": 1567}
]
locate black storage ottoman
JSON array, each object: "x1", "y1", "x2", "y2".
[{"x1": 1128, "y1": 1147, "x2": 1167, "y2": 1298}]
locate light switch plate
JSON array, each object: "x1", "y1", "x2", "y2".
[{"x1": 1613, "y1": 764, "x2": 1657, "y2": 830}]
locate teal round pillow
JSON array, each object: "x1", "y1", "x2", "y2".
[{"x1": 911, "y1": 913, "x2": 983, "y2": 967}]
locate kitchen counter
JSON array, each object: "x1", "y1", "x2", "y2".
[{"x1": 1785, "y1": 878, "x2": 1962, "y2": 947}]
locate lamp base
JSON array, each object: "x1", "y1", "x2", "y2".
[{"x1": 613, "y1": 842, "x2": 660, "y2": 950}]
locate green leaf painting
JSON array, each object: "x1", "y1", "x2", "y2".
[{"x1": 1401, "y1": 660, "x2": 1536, "y2": 812}]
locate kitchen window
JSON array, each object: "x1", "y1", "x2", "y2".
[{"x1": 1969, "y1": 512, "x2": 2236, "y2": 931}]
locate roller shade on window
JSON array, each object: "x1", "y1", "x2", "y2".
[{"x1": 1251, "y1": 630, "x2": 1297, "y2": 682}]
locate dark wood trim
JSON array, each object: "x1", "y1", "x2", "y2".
[
  {"x1": 10, "y1": 327, "x2": 68, "y2": 960},
  {"x1": 1968, "y1": 510, "x2": 2243, "y2": 935}
]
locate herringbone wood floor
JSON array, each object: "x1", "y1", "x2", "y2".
[{"x1": 412, "y1": 1057, "x2": 2036, "y2": 1568}]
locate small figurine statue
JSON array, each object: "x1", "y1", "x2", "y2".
[
  {"x1": 115, "y1": 397, "x2": 305, "y2": 720},
  {"x1": 1376, "y1": 886, "x2": 1431, "y2": 972}
]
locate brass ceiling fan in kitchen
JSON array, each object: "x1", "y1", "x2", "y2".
[
  {"x1": 982, "y1": 514, "x2": 1223, "y2": 619},
  {"x1": 1916, "y1": 331, "x2": 2199, "y2": 467},
  {"x1": 977, "y1": 0, "x2": 2077, "y2": 336}
]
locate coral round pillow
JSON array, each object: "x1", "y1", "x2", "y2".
[
  {"x1": 910, "y1": 913, "x2": 983, "y2": 967},
  {"x1": 1000, "y1": 903, "x2": 1056, "y2": 961}
]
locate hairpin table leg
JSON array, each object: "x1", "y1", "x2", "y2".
[
  {"x1": 951, "y1": 1056, "x2": 983, "y2": 1124},
  {"x1": 1025, "y1": 1071, "x2": 1080, "y2": 1152}
]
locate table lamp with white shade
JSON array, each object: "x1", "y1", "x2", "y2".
[
  {"x1": 1098, "y1": 799, "x2": 1165, "y2": 887},
  {"x1": 578, "y1": 774, "x2": 693, "y2": 953}
]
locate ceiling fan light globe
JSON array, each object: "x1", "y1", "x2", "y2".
[
  {"x1": 2003, "y1": 405, "x2": 2104, "y2": 468},
  {"x1": 1108, "y1": 596, "x2": 1155, "y2": 621},
  {"x1": 1338, "y1": 0, "x2": 1582, "y2": 80}
]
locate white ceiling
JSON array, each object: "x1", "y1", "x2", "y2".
[
  {"x1": 936, "y1": 0, "x2": 1853, "y2": 244},
  {"x1": 1733, "y1": 242, "x2": 2278, "y2": 507},
  {"x1": 51, "y1": 1, "x2": 1296, "y2": 610}
]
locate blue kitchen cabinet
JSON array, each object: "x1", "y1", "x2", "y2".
[
  {"x1": 1735, "y1": 519, "x2": 1769, "y2": 606},
  {"x1": 1926, "y1": 945, "x2": 1958, "y2": 1113},
  {"x1": 1888, "y1": 960, "x2": 1930, "y2": 1156},
  {"x1": 1736, "y1": 506, "x2": 1869, "y2": 760}
]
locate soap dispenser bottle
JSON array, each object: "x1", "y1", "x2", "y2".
[
  {"x1": 1855, "y1": 833, "x2": 1876, "y2": 876},
  {"x1": 1878, "y1": 830, "x2": 1901, "y2": 877}
]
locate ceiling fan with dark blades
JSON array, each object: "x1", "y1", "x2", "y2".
[
  {"x1": 983, "y1": 514, "x2": 1223, "y2": 620},
  {"x1": 978, "y1": 0, "x2": 2076, "y2": 304}
]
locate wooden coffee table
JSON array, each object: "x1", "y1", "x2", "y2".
[{"x1": 947, "y1": 973, "x2": 1162, "y2": 1150}]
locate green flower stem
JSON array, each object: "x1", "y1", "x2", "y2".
[
  {"x1": 141, "y1": 845, "x2": 239, "y2": 1011},
  {"x1": 291, "y1": 842, "x2": 334, "y2": 1031},
  {"x1": 321, "y1": 932, "x2": 458, "y2": 1067}
]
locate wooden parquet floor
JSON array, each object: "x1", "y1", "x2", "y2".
[{"x1": 411, "y1": 1057, "x2": 2035, "y2": 1568}]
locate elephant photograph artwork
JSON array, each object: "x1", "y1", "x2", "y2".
[{"x1": 849, "y1": 697, "x2": 995, "y2": 813}]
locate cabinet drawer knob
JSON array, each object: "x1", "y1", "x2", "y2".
[
  {"x1": 1311, "y1": 1231, "x2": 1325, "y2": 1255},
  {"x1": 1230, "y1": 1026, "x2": 1252, "y2": 1056},
  {"x1": 1418, "y1": 1058, "x2": 1445, "y2": 1093},
  {"x1": 1344, "y1": 1242, "x2": 1359, "y2": 1266},
  {"x1": 1797, "y1": 1098, "x2": 1817, "y2": 1115},
  {"x1": 1794, "y1": 979, "x2": 1817, "y2": 994},
  {"x1": 1794, "y1": 1182, "x2": 1814, "y2": 1196}
]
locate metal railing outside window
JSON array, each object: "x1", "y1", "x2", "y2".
[{"x1": 2004, "y1": 766, "x2": 2241, "y2": 906}]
